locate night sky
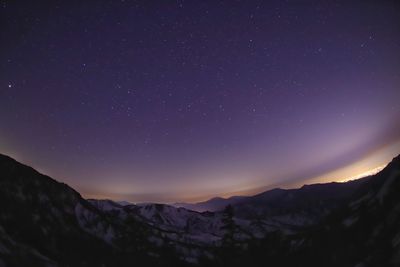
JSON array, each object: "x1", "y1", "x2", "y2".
[{"x1": 1, "y1": 1, "x2": 400, "y2": 203}]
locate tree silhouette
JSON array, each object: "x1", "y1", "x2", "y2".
[{"x1": 221, "y1": 204, "x2": 235, "y2": 246}]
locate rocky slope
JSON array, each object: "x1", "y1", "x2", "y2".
[{"x1": 0, "y1": 154, "x2": 179, "y2": 267}]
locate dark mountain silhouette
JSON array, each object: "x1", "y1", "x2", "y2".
[
  {"x1": 175, "y1": 195, "x2": 247, "y2": 212},
  {"x1": 0, "y1": 152, "x2": 399, "y2": 266},
  {"x1": 176, "y1": 178, "x2": 367, "y2": 228},
  {"x1": 207, "y1": 154, "x2": 400, "y2": 267},
  {"x1": 0, "y1": 154, "x2": 181, "y2": 267}
]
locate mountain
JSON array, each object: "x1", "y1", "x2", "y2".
[
  {"x1": 175, "y1": 178, "x2": 367, "y2": 228},
  {"x1": 175, "y1": 196, "x2": 247, "y2": 212},
  {"x1": 117, "y1": 200, "x2": 134, "y2": 206},
  {"x1": 207, "y1": 154, "x2": 400, "y2": 267},
  {"x1": 0, "y1": 152, "x2": 399, "y2": 266},
  {"x1": 231, "y1": 179, "x2": 367, "y2": 225},
  {"x1": 0, "y1": 154, "x2": 181, "y2": 267}
]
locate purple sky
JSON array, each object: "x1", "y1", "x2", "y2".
[{"x1": 1, "y1": 1, "x2": 400, "y2": 203}]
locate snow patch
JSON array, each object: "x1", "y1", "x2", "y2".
[
  {"x1": 342, "y1": 216, "x2": 359, "y2": 227},
  {"x1": 377, "y1": 170, "x2": 400, "y2": 203}
]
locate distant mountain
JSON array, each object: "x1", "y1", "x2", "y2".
[
  {"x1": 175, "y1": 196, "x2": 247, "y2": 212},
  {"x1": 117, "y1": 200, "x2": 134, "y2": 206},
  {"x1": 175, "y1": 178, "x2": 367, "y2": 226},
  {"x1": 1, "y1": 152, "x2": 399, "y2": 267},
  {"x1": 219, "y1": 154, "x2": 400, "y2": 267},
  {"x1": 231, "y1": 179, "x2": 367, "y2": 225}
]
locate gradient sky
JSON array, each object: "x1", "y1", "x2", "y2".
[{"x1": 1, "y1": 1, "x2": 400, "y2": 203}]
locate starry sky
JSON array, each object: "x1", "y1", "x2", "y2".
[{"x1": 1, "y1": 1, "x2": 400, "y2": 203}]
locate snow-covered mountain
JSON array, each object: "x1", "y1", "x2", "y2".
[
  {"x1": 174, "y1": 195, "x2": 247, "y2": 212},
  {"x1": 1, "y1": 152, "x2": 400, "y2": 267},
  {"x1": 0, "y1": 154, "x2": 175, "y2": 266}
]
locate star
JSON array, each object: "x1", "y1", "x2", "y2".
[{"x1": 1, "y1": 0, "x2": 398, "y2": 205}]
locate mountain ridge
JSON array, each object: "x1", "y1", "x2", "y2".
[
  {"x1": 0, "y1": 152, "x2": 399, "y2": 266},
  {"x1": 174, "y1": 177, "x2": 369, "y2": 213}
]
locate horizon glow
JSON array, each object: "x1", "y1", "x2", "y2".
[{"x1": 1, "y1": 1, "x2": 399, "y2": 203}]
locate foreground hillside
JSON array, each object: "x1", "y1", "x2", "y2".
[
  {"x1": 0, "y1": 153, "x2": 399, "y2": 266},
  {"x1": 0, "y1": 154, "x2": 179, "y2": 267},
  {"x1": 210, "y1": 154, "x2": 400, "y2": 267}
]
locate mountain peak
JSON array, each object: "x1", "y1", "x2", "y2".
[{"x1": 389, "y1": 153, "x2": 400, "y2": 166}]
